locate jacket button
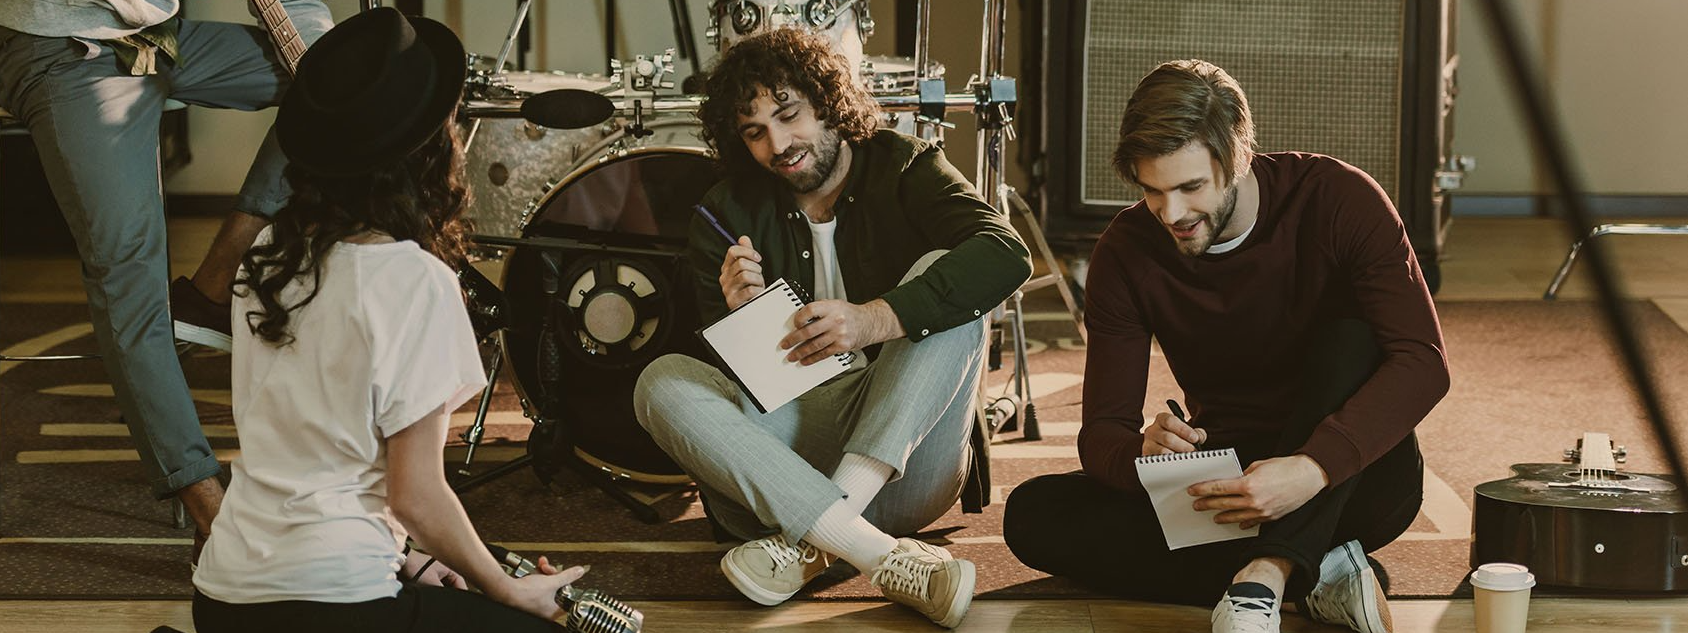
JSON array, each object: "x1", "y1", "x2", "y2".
[{"x1": 802, "y1": 250, "x2": 811, "y2": 259}]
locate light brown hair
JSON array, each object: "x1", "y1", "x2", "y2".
[{"x1": 1111, "y1": 59, "x2": 1255, "y2": 187}]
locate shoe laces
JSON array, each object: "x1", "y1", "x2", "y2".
[
  {"x1": 756, "y1": 535, "x2": 818, "y2": 573},
  {"x1": 1216, "y1": 596, "x2": 1279, "y2": 633},
  {"x1": 870, "y1": 550, "x2": 936, "y2": 600},
  {"x1": 1305, "y1": 576, "x2": 1363, "y2": 629}
]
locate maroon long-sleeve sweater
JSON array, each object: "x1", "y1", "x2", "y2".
[{"x1": 1079, "y1": 152, "x2": 1449, "y2": 492}]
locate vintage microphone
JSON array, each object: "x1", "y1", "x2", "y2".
[{"x1": 484, "y1": 543, "x2": 645, "y2": 633}]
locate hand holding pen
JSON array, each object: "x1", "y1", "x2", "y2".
[
  {"x1": 1142, "y1": 398, "x2": 1209, "y2": 456},
  {"x1": 698, "y1": 205, "x2": 766, "y2": 310}
]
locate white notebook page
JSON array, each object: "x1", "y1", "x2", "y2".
[
  {"x1": 1134, "y1": 448, "x2": 1260, "y2": 549},
  {"x1": 700, "y1": 279, "x2": 851, "y2": 413}
]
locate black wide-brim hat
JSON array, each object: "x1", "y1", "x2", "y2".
[{"x1": 277, "y1": 8, "x2": 465, "y2": 177}]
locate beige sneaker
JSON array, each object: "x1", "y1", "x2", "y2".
[
  {"x1": 869, "y1": 538, "x2": 976, "y2": 628},
  {"x1": 720, "y1": 535, "x2": 834, "y2": 606}
]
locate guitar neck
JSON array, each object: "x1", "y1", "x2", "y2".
[
  {"x1": 1578, "y1": 431, "x2": 1618, "y2": 481},
  {"x1": 249, "y1": 0, "x2": 306, "y2": 76}
]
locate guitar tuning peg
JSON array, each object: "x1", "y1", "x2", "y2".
[{"x1": 1615, "y1": 445, "x2": 1628, "y2": 463}]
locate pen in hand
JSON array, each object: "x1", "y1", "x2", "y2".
[
  {"x1": 694, "y1": 204, "x2": 737, "y2": 246},
  {"x1": 1166, "y1": 398, "x2": 1205, "y2": 449}
]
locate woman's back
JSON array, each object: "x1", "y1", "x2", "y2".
[{"x1": 194, "y1": 231, "x2": 485, "y2": 604}]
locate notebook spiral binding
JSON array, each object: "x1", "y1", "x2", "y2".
[
  {"x1": 783, "y1": 280, "x2": 858, "y2": 366},
  {"x1": 1135, "y1": 448, "x2": 1232, "y2": 464}
]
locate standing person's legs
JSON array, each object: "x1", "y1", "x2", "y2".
[
  {"x1": 0, "y1": 31, "x2": 222, "y2": 519},
  {"x1": 174, "y1": 7, "x2": 336, "y2": 306}
]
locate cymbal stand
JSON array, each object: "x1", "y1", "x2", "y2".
[{"x1": 951, "y1": 0, "x2": 1083, "y2": 441}]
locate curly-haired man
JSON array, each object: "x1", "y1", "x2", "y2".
[{"x1": 633, "y1": 28, "x2": 1030, "y2": 628}]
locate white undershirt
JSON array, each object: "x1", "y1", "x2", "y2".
[
  {"x1": 808, "y1": 217, "x2": 847, "y2": 302},
  {"x1": 806, "y1": 216, "x2": 867, "y2": 369},
  {"x1": 194, "y1": 228, "x2": 487, "y2": 604},
  {"x1": 1205, "y1": 218, "x2": 1257, "y2": 254}
]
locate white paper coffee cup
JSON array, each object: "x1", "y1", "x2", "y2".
[{"x1": 1471, "y1": 563, "x2": 1535, "y2": 633}]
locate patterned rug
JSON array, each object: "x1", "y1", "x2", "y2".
[{"x1": 2, "y1": 299, "x2": 1685, "y2": 600}]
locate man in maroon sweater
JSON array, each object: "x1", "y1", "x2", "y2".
[{"x1": 1002, "y1": 60, "x2": 1448, "y2": 633}]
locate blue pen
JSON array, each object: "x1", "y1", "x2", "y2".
[{"x1": 694, "y1": 204, "x2": 737, "y2": 246}]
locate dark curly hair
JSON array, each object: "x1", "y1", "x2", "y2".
[
  {"x1": 699, "y1": 28, "x2": 880, "y2": 180},
  {"x1": 235, "y1": 117, "x2": 470, "y2": 346}
]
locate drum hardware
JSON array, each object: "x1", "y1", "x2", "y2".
[
  {"x1": 448, "y1": 247, "x2": 668, "y2": 524},
  {"x1": 607, "y1": 48, "x2": 679, "y2": 142},
  {"x1": 707, "y1": 0, "x2": 873, "y2": 47}
]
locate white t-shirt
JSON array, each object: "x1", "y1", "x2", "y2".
[
  {"x1": 194, "y1": 230, "x2": 487, "y2": 604},
  {"x1": 807, "y1": 217, "x2": 848, "y2": 302},
  {"x1": 1206, "y1": 218, "x2": 1257, "y2": 255},
  {"x1": 807, "y1": 217, "x2": 868, "y2": 370}
]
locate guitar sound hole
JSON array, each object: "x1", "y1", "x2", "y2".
[{"x1": 1561, "y1": 470, "x2": 1636, "y2": 481}]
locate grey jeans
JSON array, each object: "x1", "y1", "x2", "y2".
[
  {"x1": 0, "y1": 11, "x2": 330, "y2": 497},
  {"x1": 634, "y1": 251, "x2": 984, "y2": 544}
]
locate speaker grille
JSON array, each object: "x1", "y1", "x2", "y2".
[{"x1": 1081, "y1": 0, "x2": 1405, "y2": 206}]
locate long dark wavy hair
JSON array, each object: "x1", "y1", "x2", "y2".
[
  {"x1": 236, "y1": 118, "x2": 470, "y2": 346},
  {"x1": 698, "y1": 28, "x2": 880, "y2": 180}
]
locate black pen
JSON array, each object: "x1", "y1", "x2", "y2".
[
  {"x1": 1166, "y1": 399, "x2": 1203, "y2": 449},
  {"x1": 694, "y1": 204, "x2": 737, "y2": 246}
]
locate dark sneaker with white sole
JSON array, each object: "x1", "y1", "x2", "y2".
[{"x1": 170, "y1": 276, "x2": 232, "y2": 352}]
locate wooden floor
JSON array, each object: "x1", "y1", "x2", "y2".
[{"x1": 3, "y1": 215, "x2": 1687, "y2": 632}]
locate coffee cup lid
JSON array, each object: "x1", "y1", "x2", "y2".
[{"x1": 1470, "y1": 562, "x2": 1536, "y2": 591}]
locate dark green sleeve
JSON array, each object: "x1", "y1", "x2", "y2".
[
  {"x1": 687, "y1": 191, "x2": 732, "y2": 326},
  {"x1": 878, "y1": 148, "x2": 1032, "y2": 341}
]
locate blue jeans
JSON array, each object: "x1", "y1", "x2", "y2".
[{"x1": 0, "y1": 8, "x2": 330, "y2": 497}]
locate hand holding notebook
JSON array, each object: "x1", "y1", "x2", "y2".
[
  {"x1": 1135, "y1": 448, "x2": 1260, "y2": 549},
  {"x1": 699, "y1": 278, "x2": 856, "y2": 413}
]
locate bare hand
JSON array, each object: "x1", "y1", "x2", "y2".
[
  {"x1": 1188, "y1": 455, "x2": 1329, "y2": 529},
  {"x1": 1142, "y1": 411, "x2": 1208, "y2": 456},
  {"x1": 490, "y1": 556, "x2": 590, "y2": 622},
  {"x1": 778, "y1": 299, "x2": 902, "y2": 365},
  {"x1": 719, "y1": 236, "x2": 764, "y2": 310},
  {"x1": 401, "y1": 551, "x2": 465, "y2": 589}
]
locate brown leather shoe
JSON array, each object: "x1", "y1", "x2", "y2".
[{"x1": 170, "y1": 277, "x2": 232, "y2": 352}]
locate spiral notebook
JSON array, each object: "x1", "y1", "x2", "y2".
[
  {"x1": 1135, "y1": 448, "x2": 1259, "y2": 549},
  {"x1": 699, "y1": 278, "x2": 857, "y2": 414}
]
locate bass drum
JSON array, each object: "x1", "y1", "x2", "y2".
[{"x1": 501, "y1": 119, "x2": 715, "y2": 484}]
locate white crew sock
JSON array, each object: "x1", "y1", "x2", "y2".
[
  {"x1": 831, "y1": 453, "x2": 893, "y2": 516},
  {"x1": 803, "y1": 499, "x2": 897, "y2": 573}
]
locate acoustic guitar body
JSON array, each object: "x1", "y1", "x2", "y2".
[{"x1": 1473, "y1": 462, "x2": 1688, "y2": 592}]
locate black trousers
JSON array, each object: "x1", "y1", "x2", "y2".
[
  {"x1": 192, "y1": 584, "x2": 563, "y2": 633},
  {"x1": 1003, "y1": 320, "x2": 1424, "y2": 606}
]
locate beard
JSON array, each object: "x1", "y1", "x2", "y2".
[
  {"x1": 1173, "y1": 182, "x2": 1241, "y2": 257},
  {"x1": 772, "y1": 128, "x2": 843, "y2": 193}
]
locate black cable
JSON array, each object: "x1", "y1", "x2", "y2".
[{"x1": 1474, "y1": 0, "x2": 1686, "y2": 505}]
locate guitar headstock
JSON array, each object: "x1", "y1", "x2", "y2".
[{"x1": 1563, "y1": 432, "x2": 1628, "y2": 466}]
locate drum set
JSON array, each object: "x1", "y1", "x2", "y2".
[{"x1": 433, "y1": 0, "x2": 1084, "y2": 520}]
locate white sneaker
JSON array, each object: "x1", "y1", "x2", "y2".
[
  {"x1": 1211, "y1": 590, "x2": 1282, "y2": 633},
  {"x1": 869, "y1": 538, "x2": 975, "y2": 628},
  {"x1": 720, "y1": 535, "x2": 833, "y2": 606},
  {"x1": 1304, "y1": 540, "x2": 1392, "y2": 632}
]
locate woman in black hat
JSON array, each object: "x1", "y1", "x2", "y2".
[{"x1": 190, "y1": 9, "x2": 582, "y2": 632}]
